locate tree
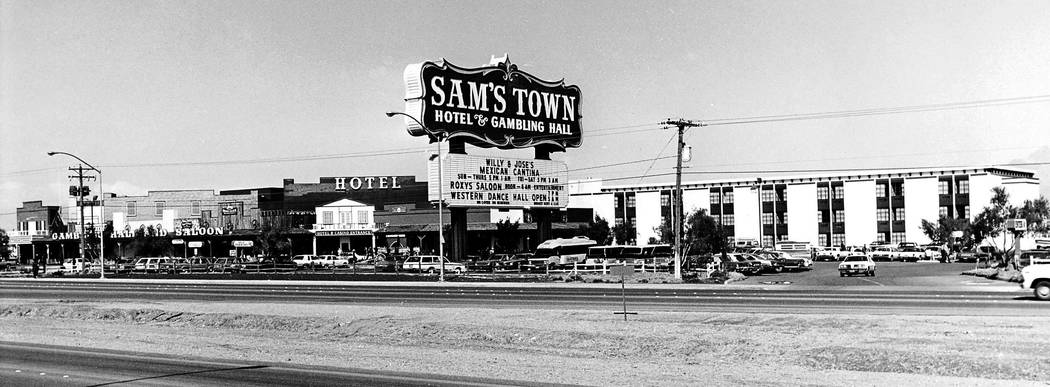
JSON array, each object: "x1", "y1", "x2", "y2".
[
  {"x1": 612, "y1": 222, "x2": 635, "y2": 245},
  {"x1": 970, "y1": 187, "x2": 1050, "y2": 269},
  {"x1": 919, "y1": 216, "x2": 970, "y2": 245},
  {"x1": 681, "y1": 209, "x2": 729, "y2": 256},
  {"x1": 653, "y1": 216, "x2": 674, "y2": 245},
  {"x1": 493, "y1": 219, "x2": 520, "y2": 253},
  {"x1": 577, "y1": 215, "x2": 611, "y2": 245},
  {"x1": 0, "y1": 228, "x2": 10, "y2": 260},
  {"x1": 255, "y1": 224, "x2": 291, "y2": 258}
]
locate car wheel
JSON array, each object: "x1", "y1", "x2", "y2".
[
  {"x1": 428, "y1": 268, "x2": 436, "y2": 275},
  {"x1": 454, "y1": 268, "x2": 462, "y2": 274},
  {"x1": 774, "y1": 266, "x2": 783, "y2": 273},
  {"x1": 870, "y1": 270, "x2": 875, "y2": 277},
  {"x1": 840, "y1": 272, "x2": 845, "y2": 277},
  {"x1": 1035, "y1": 281, "x2": 1050, "y2": 301}
]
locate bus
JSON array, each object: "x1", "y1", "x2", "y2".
[
  {"x1": 773, "y1": 240, "x2": 813, "y2": 259},
  {"x1": 535, "y1": 237, "x2": 598, "y2": 266}
]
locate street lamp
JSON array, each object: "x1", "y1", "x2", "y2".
[
  {"x1": 386, "y1": 111, "x2": 446, "y2": 282},
  {"x1": 47, "y1": 151, "x2": 105, "y2": 279}
]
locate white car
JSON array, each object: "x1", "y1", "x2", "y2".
[
  {"x1": 838, "y1": 255, "x2": 876, "y2": 277},
  {"x1": 291, "y1": 255, "x2": 315, "y2": 267},
  {"x1": 313, "y1": 255, "x2": 348, "y2": 268},
  {"x1": 402, "y1": 255, "x2": 466, "y2": 274},
  {"x1": 1021, "y1": 263, "x2": 1050, "y2": 301}
]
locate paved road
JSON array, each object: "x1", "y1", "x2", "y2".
[
  {"x1": 750, "y1": 261, "x2": 999, "y2": 287},
  {"x1": 0, "y1": 277, "x2": 1043, "y2": 316},
  {"x1": 0, "y1": 341, "x2": 546, "y2": 387}
]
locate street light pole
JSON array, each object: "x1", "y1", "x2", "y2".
[
  {"x1": 48, "y1": 151, "x2": 105, "y2": 279},
  {"x1": 386, "y1": 111, "x2": 445, "y2": 282}
]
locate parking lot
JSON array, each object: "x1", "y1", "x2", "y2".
[{"x1": 746, "y1": 261, "x2": 1002, "y2": 287}]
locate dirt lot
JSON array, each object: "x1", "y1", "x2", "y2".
[{"x1": 1, "y1": 298, "x2": 1047, "y2": 386}]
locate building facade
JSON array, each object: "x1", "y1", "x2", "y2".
[{"x1": 569, "y1": 167, "x2": 1041, "y2": 248}]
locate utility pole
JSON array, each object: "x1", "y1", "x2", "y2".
[
  {"x1": 662, "y1": 118, "x2": 703, "y2": 280},
  {"x1": 69, "y1": 165, "x2": 94, "y2": 264}
]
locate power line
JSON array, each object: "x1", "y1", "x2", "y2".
[{"x1": 702, "y1": 94, "x2": 1050, "y2": 126}]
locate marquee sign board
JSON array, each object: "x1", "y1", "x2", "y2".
[
  {"x1": 401, "y1": 58, "x2": 582, "y2": 151},
  {"x1": 428, "y1": 154, "x2": 568, "y2": 208}
]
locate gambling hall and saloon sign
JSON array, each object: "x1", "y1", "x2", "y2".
[{"x1": 401, "y1": 58, "x2": 582, "y2": 151}]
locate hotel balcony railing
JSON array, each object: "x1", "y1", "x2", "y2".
[
  {"x1": 312, "y1": 223, "x2": 375, "y2": 231},
  {"x1": 16, "y1": 230, "x2": 50, "y2": 237}
]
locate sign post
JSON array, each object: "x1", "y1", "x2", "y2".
[{"x1": 609, "y1": 264, "x2": 637, "y2": 321}]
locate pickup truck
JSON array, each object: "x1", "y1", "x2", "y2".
[{"x1": 1021, "y1": 263, "x2": 1050, "y2": 300}]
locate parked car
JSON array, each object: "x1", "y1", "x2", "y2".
[
  {"x1": 1019, "y1": 250, "x2": 1050, "y2": 267},
  {"x1": 871, "y1": 246, "x2": 896, "y2": 262},
  {"x1": 723, "y1": 253, "x2": 760, "y2": 275},
  {"x1": 211, "y1": 257, "x2": 249, "y2": 273},
  {"x1": 313, "y1": 255, "x2": 349, "y2": 269},
  {"x1": 292, "y1": 255, "x2": 315, "y2": 268},
  {"x1": 519, "y1": 253, "x2": 551, "y2": 273},
  {"x1": 62, "y1": 258, "x2": 89, "y2": 273},
  {"x1": 185, "y1": 257, "x2": 213, "y2": 272},
  {"x1": 838, "y1": 255, "x2": 876, "y2": 277},
  {"x1": 745, "y1": 253, "x2": 782, "y2": 273},
  {"x1": 469, "y1": 253, "x2": 515, "y2": 272},
  {"x1": 402, "y1": 255, "x2": 466, "y2": 274},
  {"x1": 240, "y1": 256, "x2": 298, "y2": 273},
  {"x1": 759, "y1": 251, "x2": 809, "y2": 271},
  {"x1": 133, "y1": 257, "x2": 171, "y2": 274},
  {"x1": 898, "y1": 247, "x2": 925, "y2": 262},
  {"x1": 493, "y1": 254, "x2": 530, "y2": 273}
]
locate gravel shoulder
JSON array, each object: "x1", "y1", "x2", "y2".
[{"x1": 1, "y1": 298, "x2": 1048, "y2": 386}]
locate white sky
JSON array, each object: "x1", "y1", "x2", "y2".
[{"x1": 2, "y1": 0, "x2": 1050, "y2": 228}]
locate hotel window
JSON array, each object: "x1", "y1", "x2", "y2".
[
  {"x1": 891, "y1": 232, "x2": 906, "y2": 244},
  {"x1": 714, "y1": 215, "x2": 722, "y2": 225},
  {"x1": 339, "y1": 211, "x2": 352, "y2": 225},
  {"x1": 335, "y1": 178, "x2": 346, "y2": 190},
  {"x1": 723, "y1": 191, "x2": 734, "y2": 203},
  {"x1": 817, "y1": 186, "x2": 829, "y2": 200},
  {"x1": 893, "y1": 208, "x2": 905, "y2": 221},
  {"x1": 761, "y1": 213, "x2": 774, "y2": 225},
  {"x1": 779, "y1": 234, "x2": 789, "y2": 241},
  {"x1": 191, "y1": 200, "x2": 201, "y2": 215},
  {"x1": 614, "y1": 218, "x2": 624, "y2": 226},
  {"x1": 127, "y1": 201, "x2": 136, "y2": 217},
  {"x1": 818, "y1": 234, "x2": 828, "y2": 246},
  {"x1": 834, "y1": 210, "x2": 845, "y2": 223},
  {"x1": 876, "y1": 184, "x2": 887, "y2": 198},
  {"x1": 761, "y1": 189, "x2": 775, "y2": 202},
  {"x1": 357, "y1": 210, "x2": 370, "y2": 225},
  {"x1": 938, "y1": 181, "x2": 949, "y2": 195},
  {"x1": 779, "y1": 213, "x2": 787, "y2": 224},
  {"x1": 322, "y1": 211, "x2": 334, "y2": 225},
  {"x1": 939, "y1": 206, "x2": 949, "y2": 218},
  {"x1": 627, "y1": 196, "x2": 636, "y2": 208},
  {"x1": 876, "y1": 208, "x2": 889, "y2": 222},
  {"x1": 957, "y1": 180, "x2": 969, "y2": 194},
  {"x1": 877, "y1": 233, "x2": 888, "y2": 243},
  {"x1": 155, "y1": 201, "x2": 165, "y2": 216},
  {"x1": 778, "y1": 189, "x2": 786, "y2": 202},
  {"x1": 762, "y1": 235, "x2": 774, "y2": 247},
  {"x1": 709, "y1": 191, "x2": 720, "y2": 204},
  {"x1": 660, "y1": 194, "x2": 670, "y2": 206},
  {"x1": 630, "y1": 218, "x2": 637, "y2": 228},
  {"x1": 833, "y1": 186, "x2": 844, "y2": 199},
  {"x1": 723, "y1": 214, "x2": 735, "y2": 226},
  {"x1": 963, "y1": 205, "x2": 970, "y2": 219},
  {"x1": 832, "y1": 234, "x2": 845, "y2": 247},
  {"x1": 892, "y1": 182, "x2": 904, "y2": 197},
  {"x1": 817, "y1": 210, "x2": 825, "y2": 223}
]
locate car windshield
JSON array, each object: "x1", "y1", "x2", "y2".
[{"x1": 844, "y1": 256, "x2": 868, "y2": 262}]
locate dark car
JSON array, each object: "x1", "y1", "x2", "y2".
[
  {"x1": 185, "y1": 257, "x2": 213, "y2": 272},
  {"x1": 724, "y1": 253, "x2": 760, "y2": 275},
  {"x1": 470, "y1": 254, "x2": 516, "y2": 272},
  {"x1": 241, "y1": 256, "x2": 298, "y2": 273}
]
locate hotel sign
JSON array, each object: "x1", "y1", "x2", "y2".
[
  {"x1": 429, "y1": 154, "x2": 568, "y2": 208},
  {"x1": 401, "y1": 58, "x2": 582, "y2": 151}
]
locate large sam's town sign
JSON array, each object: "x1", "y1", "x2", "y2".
[{"x1": 401, "y1": 58, "x2": 582, "y2": 151}]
